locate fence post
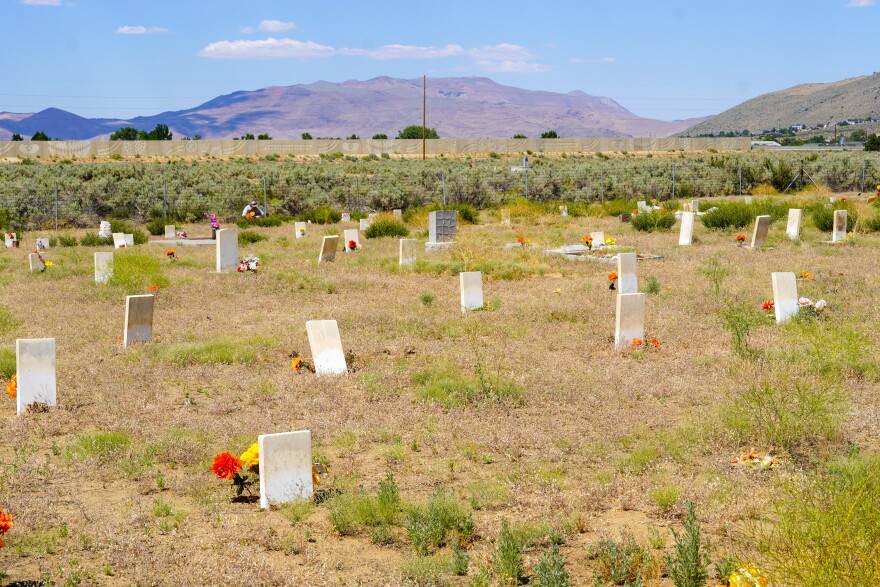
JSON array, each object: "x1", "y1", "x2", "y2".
[
  {"x1": 862, "y1": 159, "x2": 867, "y2": 192},
  {"x1": 524, "y1": 168, "x2": 528, "y2": 200},
  {"x1": 738, "y1": 163, "x2": 742, "y2": 196},
  {"x1": 163, "y1": 179, "x2": 167, "y2": 219},
  {"x1": 442, "y1": 173, "x2": 446, "y2": 206},
  {"x1": 601, "y1": 167, "x2": 605, "y2": 202},
  {"x1": 672, "y1": 164, "x2": 676, "y2": 200},
  {"x1": 54, "y1": 182, "x2": 58, "y2": 231}
]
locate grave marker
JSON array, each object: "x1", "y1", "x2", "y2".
[
  {"x1": 124, "y1": 234, "x2": 134, "y2": 248},
  {"x1": 399, "y1": 238, "x2": 416, "y2": 266},
  {"x1": 359, "y1": 218, "x2": 371, "y2": 231},
  {"x1": 295, "y1": 221, "x2": 307, "y2": 239},
  {"x1": 99, "y1": 221, "x2": 112, "y2": 238},
  {"x1": 112, "y1": 233, "x2": 126, "y2": 249},
  {"x1": 459, "y1": 271, "x2": 484, "y2": 311},
  {"x1": 500, "y1": 209, "x2": 511, "y2": 225},
  {"x1": 16, "y1": 338, "x2": 56, "y2": 414},
  {"x1": 124, "y1": 294, "x2": 155, "y2": 348},
  {"x1": 750, "y1": 215, "x2": 771, "y2": 248},
  {"x1": 35, "y1": 237, "x2": 50, "y2": 249},
  {"x1": 678, "y1": 212, "x2": 695, "y2": 245},
  {"x1": 744, "y1": 196, "x2": 753, "y2": 205},
  {"x1": 786, "y1": 209, "x2": 802, "y2": 240},
  {"x1": 691, "y1": 200, "x2": 700, "y2": 213},
  {"x1": 318, "y1": 235, "x2": 339, "y2": 263},
  {"x1": 344, "y1": 229, "x2": 360, "y2": 251},
  {"x1": 637, "y1": 201, "x2": 649, "y2": 213},
  {"x1": 215, "y1": 228, "x2": 238, "y2": 272},
  {"x1": 393, "y1": 209, "x2": 403, "y2": 219},
  {"x1": 617, "y1": 252, "x2": 638, "y2": 294},
  {"x1": 305, "y1": 320, "x2": 347, "y2": 375},
  {"x1": 771, "y1": 272, "x2": 798, "y2": 324},
  {"x1": 4, "y1": 233, "x2": 16, "y2": 248},
  {"x1": 590, "y1": 231, "x2": 606, "y2": 248},
  {"x1": 832, "y1": 209, "x2": 847, "y2": 242},
  {"x1": 94, "y1": 252, "x2": 113, "y2": 284},
  {"x1": 164, "y1": 225, "x2": 175, "y2": 239},
  {"x1": 258, "y1": 430, "x2": 314, "y2": 509},
  {"x1": 560, "y1": 205, "x2": 568, "y2": 217},
  {"x1": 341, "y1": 213, "x2": 351, "y2": 222},
  {"x1": 615, "y1": 293, "x2": 645, "y2": 350},
  {"x1": 427, "y1": 210, "x2": 457, "y2": 246},
  {"x1": 28, "y1": 253, "x2": 45, "y2": 273}
]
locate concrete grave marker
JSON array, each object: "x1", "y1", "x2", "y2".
[
  {"x1": 318, "y1": 235, "x2": 339, "y2": 263},
  {"x1": 691, "y1": 200, "x2": 700, "y2": 213},
  {"x1": 771, "y1": 272, "x2": 799, "y2": 324},
  {"x1": 28, "y1": 253, "x2": 45, "y2": 273},
  {"x1": 359, "y1": 218, "x2": 371, "y2": 231},
  {"x1": 306, "y1": 320, "x2": 347, "y2": 375},
  {"x1": 16, "y1": 338, "x2": 56, "y2": 414},
  {"x1": 112, "y1": 233, "x2": 126, "y2": 249},
  {"x1": 678, "y1": 212, "x2": 695, "y2": 245},
  {"x1": 164, "y1": 225, "x2": 175, "y2": 239},
  {"x1": 36, "y1": 237, "x2": 50, "y2": 249},
  {"x1": 215, "y1": 228, "x2": 239, "y2": 272},
  {"x1": 99, "y1": 221, "x2": 112, "y2": 238},
  {"x1": 744, "y1": 196, "x2": 753, "y2": 205},
  {"x1": 615, "y1": 293, "x2": 645, "y2": 350},
  {"x1": 617, "y1": 252, "x2": 638, "y2": 294},
  {"x1": 295, "y1": 221, "x2": 307, "y2": 239},
  {"x1": 832, "y1": 209, "x2": 847, "y2": 242},
  {"x1": 124, "y1": 234, "x2": 134, "y2": 248},
  {"x1": 393, "y1": 209, "x2": 403, "y2": 219},
  {"x1": 786, "y1": 209, "x2": 802, "y2": 240},
  {"x1": 459, "y1": 271, "x2": 484, "y2": 311},
  {"x1": 94, "y1": 252, "x2": 113, "y2": 284},
  {"x1": 344, "y1": 229, "x2": 360, "y2": 251},
  {"x1": 124, "y1": 294, "x2": 155, "y2": 348},
  {"x1": 560, "y1": 205, "x2": 568, "y2": 217},
  {"x1": 399, "y1": 238, "x2": 416, "y2": 266},
  {"x1": 341, "y1": 213, "x2": 351, "y2": 222},
  {"x1": 590, "y1": 231, "x2": 606, "y2": 248},
  {"x1": 750, "y1": 215, "x2": 771, "y2": 248},
  {"x1": 500, "y1": 209, "x2": 511, "y2": 225},
  {"x1": 4, "y1": 233, "x2": 16, "y2": 248},
  {"x1": 258, "y1": 430, "x2": 314, "y2": 509},
  {"x1": 428, "y1": 210, "x2": 457, "y2": 245}
]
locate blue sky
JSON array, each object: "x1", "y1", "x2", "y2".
[{"x1": 3, "y1": 0, "x2": 878, "y2": 121}]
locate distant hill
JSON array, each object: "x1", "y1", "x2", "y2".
[
  {"x1": 680, "y1": 72, "x2": 880, "y2": 136},
  {"x1": 0, "y1": 76, "x2": 706, "y2": 141}
]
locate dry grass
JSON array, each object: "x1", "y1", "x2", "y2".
[{"x1": 1, "y1": 196, "x2": 879, "y2": 586}]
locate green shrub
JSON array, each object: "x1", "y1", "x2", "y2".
[
  {"x1": 326, "y1": 474, "x2": 401, "y2": 537},
  {"x1": 631, "y1": 211, "x2": 676, "y2": 232},
  {"x1": 720, "y1": 301, "x2": 761, "y2": 358},
  {"x1": 406, "y1": 487, "x2": 472, "y2": 554},
  {"x1": 534, "y1": 544, "x2": 571, "y2": 587},
  {"x1": 146, "y1": 217, "x2": 167, "y2": 236},
  {"x1": 404, "y1": 203, "x2": 478, "y2": 224},
  {"x1": 865, "y1": 213, "x2": 880, "y2": 232},
  {"x1": 589, "y1": 533, "x2": 656, "y2": 586},
  {"x1": 0, "y1": 347, "x2": 16, "y2": 378},
  {"x1": 812, "y1": 203, "x2": 856, "y2": 232},
  {"x1": 298, "y1": 206, "x2": 342, "y2": 224},
  {"x1": 235, "y1": 214, "x2": 291, "y2": 228},
  {"x1": 79, "y1": 233, "x2": 114, "y2": 247},
  {"x1": 644, "y1": 276, "x2": 660, "y2": 295},
  {"x1": 58, "y1": 235, "x2": 78, "y2": 247},
  {"x1": 238, "y1": 230, "x2": 267, "y2": 245},
  {"x1": 495, "y1": 518, "x2": 523, "y2": 586},
  {"x1": 602, "y1": 199, "x2": 638, "y2": 217},
  {"x1": 448, "y1": 544, "x2": 469, "y2": 576},
  {"x1": 109, "y1": 220, "x2": 148, "y2": 245},
  {"x1": 365, "y1": 218, "x2": 410, "y2": 239},
  {"x1": 63, "y1": 430, "x2": 132, "y2": 463},
  {"x1": 700, "y1": 202, "x2": 754, "y2": 230},
  {"x1": 400, "y1": 554, "x2": 446, "y2": 587},
  {"x1": 665, "y1": 502, "x2": 710, "y2": 587}
]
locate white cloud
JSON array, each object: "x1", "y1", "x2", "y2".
[
  {"x1": 468, "y1": 43, "x2": 533, "y2": 61},
  {"x1": 21, "y1": 0, "x2": 62, "y2": 5},
  {"x1": 259, "y1": 19, "x2": 296, "y2": 32},
  {"x1": 571, "y1": 56, "x2": 617, "y2": 64},
  {"x1": 340, "y1": 44, "x2": 465, "y2": 60},
  {"x1": 475, "y1": 60, "x2": 551, "y2": 73},
  {"x1": 198, "y1": 38, "x2": 335, "y2": 60},
  {"x1": 239, "y1": 26, "x2": 254, "y2": 34},
  {"x1": 844, "y1": 0, "x2": 874, "y2": 6},
  {"x1": 115, "y1": 25, "x2": 169, "y2": 35}
]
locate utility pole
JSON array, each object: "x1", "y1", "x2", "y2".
[
  {"x1": 672, "y1": 164, "x2": 676, "y2": 200},
  {"x1": 861, "y1": 159, "x2": 867, "y2": 192},
  {"x1": 422, "y1": 75, "x2": 426, "y2": 161},
  {"x1": 441, "y1": 172, "x2": 446, "y2": 205}
]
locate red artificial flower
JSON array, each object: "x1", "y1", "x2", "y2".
[
  {"x1": 0, "y1": 510, "x2": 12, "y2": 535},
  {"x1": 650, "y1": 337, "x2": 660, "y2": 351},
  {"x1": 608, "y1": 272, "x2": 618, "y2": 282},
  {"x1": 212, "y1": 452, "x2": 242, "y2": 480},
  {"x1": 348, "y1": 240, "x2": 357, "y2": 250},
  {"x1": 761, "y1": 300, "x2": 774, "y2": 311}
]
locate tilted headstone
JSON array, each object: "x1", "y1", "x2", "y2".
[
  {"x1": 305, "y1": 320, "x2": 347, "y2": 375},
  {"x1": 341, "y1": 213, "x2": 351, "y2": 222},
  {"x1": 94, "y1": 252, "x2": 113, "y2": 284},
  {"x1": 399, "y1": 238, "x2": 417, "y2": 266},
  {"x1": 615, "y1": 293, "x2": 645, "y2": 350},
  {"x1": 215, "y1": 228, "x2": 238, "y2": 272},
  {"x1": 28, "y1": 253, "x2": 45, "y2": 273},
  {"x1": 258, "y1": 430, "x2": 314, "y2": 509},
  {"x1": 560, "y1": 205, "x2": 568, "y2": 217},
  {"x1": 459, "y1": 271, "x2": 484, "y2": 312},
  {"x1": 678, "y1": 212, "x2": 695, "y2": 246},
  {"x1": 16, "y1": 338, "x2": 56, "y2": 414},
  {"x1": 393, "y1": 209, "x2": 403, "y2": 219},
  {"x1": 294, "y1": 221, "x2": 307, "y2": 239},
  {"x1": 99, "y1": 221, "x2": 112, "y2": 238},
  {"x1": 318, "y1": 235, "x2": 339, "y2": 263},
  {"x1": 590, "y1": 231, "x2": 606, "y2": 248},
  {"x1": 617, "y1": 252, "x2": 638, "y2": 295},
  {"x1": 164, "y1": 225, "x2": 175, "y2": 239},
  {"x1": 750, "y1": 215, "x2": 771, "y2": 248},
  {"x1": 500, "y1": 209, "x2": 511, "y2": 225},
  {"x1": 344, "y1": 229, "x2": 360, "y2": 251},
  {"x1": 124, "y1": 234, "x2": 134, "y2": 248},
  {"x1": 112, "y1": 233, "x2": 126, "y2": 249},
  {"x1": 428, "y1": 210, "x2": 457, "y2": 244},
  {"x1": 786, "y1": 209, "x2": 802, "y2": 240},
  {"x1": 832, "y1": 210, "x2": 847, "y2": 242},
  {"x1": 771, "y1": 272, "x2": 798, "y2": 324},
  {"x1": 35, "y1": 237, "x2": 50, "y2": 249},
  {"x1": 124, "y1": 294, "x2": 155, "y2": 348}
]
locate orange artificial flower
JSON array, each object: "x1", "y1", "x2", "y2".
[
  {"x1": 608, "y1": 272, "x2": 618, "y2": 282},
  {"x1": 212, "y1": 452, "x2": 242, "y2": 480},
  {"x1": 0, "y1": 510, "x2": 12, "y2": 541},
  {"x1": 800, "y1": 271, "x2": 812, "y2": 279},
  {"x1": 650, "y1": 337, "x2": 660, "y2": 351},
  {"x1": 630, "y1": 338, "x2": 644, "y2": 351},
  {"x1": 735, "y1": 234, "x2": 747, "y2": 242},
  {"x1": 516, "y1": 234, "x2": 525, "y2": 246},
  {"x1": 148, "y1": 284, "x2": 160, "y2": 294},
  {"x1": 5, "y1": 375, "x2": 16, "y2": 399},
  {"x1": 581, "y1": 235, "x2": 593, "y2": 243},
  {"x1": 165, "y1": 249, "x2": 176, "y2": 258},
  {"x1": 291, "y1": 358, "x2": 303, "y2": 372}
]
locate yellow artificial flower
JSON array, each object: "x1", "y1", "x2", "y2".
[
  {"x1": 45, "y1": 261, "x2": 54, "y2": 267},
  {"x1": 240, "y1": 443, "x2": 259, "y2": 467},
  {"x1": 605, "y1": 237, "x2": 616, "y2": 246}
]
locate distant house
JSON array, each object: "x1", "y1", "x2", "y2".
[
  {"x1": 751, "y1": 140, "x2": 782, "y2": 147},
  {"x1": 790, "y1": 124, "x2": 806, "y2": 131}
]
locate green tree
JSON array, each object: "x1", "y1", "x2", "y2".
[
  {"x1": 301, "y1": 132, "x2": 312, "y2": 140},
  {"x1": 10, "y1": 133, "x2": 23, "y2": 141},
  {"x1": 849, "y1": 129, "x2": 868, "y2": 142},
  {"x1": 146, "y1": 124, "x2": 172, "y2": 140},
  {"x1": 396, "y1": 125, "x2": 438, "y2": 139},
  {"x1": 31, "y1": 131, "x2": 50, "y2": 141},
  {"x1": 347, "y1": 134, "x2": 359, "y2": 140},
  {"x1": 541, "y1": 130, "x2": 558, "y2": 138},
  {"x1": 865, "y1": 134, "x2": 880, "y2": 152},
  {"x1": 110, "y1": 127, "x2": 139, "y2": 141},
  {"x1": 257, "y1": 133, "x2": 271, "y2": 140},
  {"x1": 372, "y1": 133, "x2": 388, "y2": 140},
  {"x1": 512, "y1": 134, "x2": 527, "y2": 139},
  {"x1": 239, "y1": 133, "x2": 255, "y2": 140}
]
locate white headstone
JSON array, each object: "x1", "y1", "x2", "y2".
[
  {"x1": 215, "y1": 228, "x2": 238, "y2": 272},
  {"x1": 344, "y1": 229, "x2": 360, "y2": 251},
  {"x1": 786, "y1": 209, "x2": 802, "y2": 240},
  {"x1": 164, "y1": 225, "x2": 175, "y2": 239},
  {"x1": 98, "y1": 221, "x2": 112, "y2": 238},
  {"x1": 393, "y1": 209, "x2": 403, "y2": 219},
  {"x1": 560, "y1": 205, "x2": 568, "y2": 217},
  {"x1": 617, "y1": 252, "x2": 638, "y2": 295},
  {"x1": 691, "y1": 200, "x2": 700, "y2": 213},
  {"x1": 750, "y1": 215, "x2": 771, "y2": 248},
  {"x1": 305, "y1": 320, "x2": 347, "y2": 375},
  {"x1": 637, "y1": 201, "x2": 649, "y2": 213},
  {"x1": 341, "y1": 213, "x2": 351, "y2": 222},
  {"x1": 294, "y1": 221, "x2": 307, "y2": 239},
  {"x1": 500, "y1": 209, "x2": 511, "y2": 225},
  {"x1": 368, "y1": 213, "x2": 378, "y2": 221},
  {"x1": 771, "y1": 272, "x2": 798, "y2": 324},
  {"x1": 124, "y1": 294, "x2": 155, "y2": 348},
  {"x1": 399, "y1": 238, "x2": 417, "y2": 266},
  {"x1": 16, "y1": 338, "x2": 56, "y2": 414},
  {"x1": 4, "y1": 233, "x2": 16, "y2": 248},
  {"x1": 28, "y1": 253, "x2": 45, "y2": 272},
  {"x1": 258, "y1": 430, "x2": 314, "y2": 509},
  {"x1": 460, "y1": 271, "x2": 484, "y2": 312},
  {"x1": 94, "y1": 252, "x2": 113, "y2": 284},
  {"x1": 35, "y1": 237, "x2": 50, "y2": 249},
  {"x1": 678, "y1": 212, "x2": 695, "y2": 246},
  {"x1": 359, "y1": 218, "x2": 371, "y2": 231},
  {"x1": 318, "y1": 235, "x2": 339, "y2": 263},
  {"x1": 124, "y1": 234, "x2": 134, "y2": 248},
  {"x1": 615, "y1": 293, "x2": 645, "y2": 350},
  {"x1": 112, "y1": 233, "x2": 126, "y2": 249},
  {"x1": 590, "y1": 231, "x2": 606, "y2": 248},
  {"x1": 832, "y1": 209, "x2": 847, "y2": 242}
]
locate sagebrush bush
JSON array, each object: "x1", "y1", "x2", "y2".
[
  {"x1": 495, "y1": 518, "x2": 523, "y2": 586},
  {"x1": 79, "y1": 233, "x2": 113, "y2": 247},
  {"x1": 665, "y1": 502, "x2": 710, "y2": 587},
  {"x1": 235, "y1": 214, "x2": 291, "y2": 228},
  {"x1": 238, "y1": 230, "x2": 267, "y2": 245},
  {"x1": 534, "y1": 544, "x2": 571, "y2": 587},
  {"x1": 631, "y1": 211, "x2": 675, "y2": 232},
  {"x1": 365, "y1": 218, "x2": 409, "y2": 239},
  {"x1": 0, "y1": 347, "x2": 16, "y2": 378},
  {"x1": 298, "y1": 206, "x2": 341, "y2": 224},
  {"x1": 700, "y1": 202, "x2": 754, "y2": 230},
  {"x1": 406, "y1": 487, "x2": 472, "y2": 554},
  {"x1": 58, "y1": 235, "x2": 78, "y2": 247},
  {"x1": 589, "y1": 532, "x2": 657, "y2": 585},
  {"x1": 109, "y1": 220, "x2": 148, "y2": 245},
  {"x1": 811, "y1": 203, "x2": 856, "y2": 232}
]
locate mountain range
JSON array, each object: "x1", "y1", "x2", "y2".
[{"x1": 0, "y1": 76, "x2": 706, "y2": 141}]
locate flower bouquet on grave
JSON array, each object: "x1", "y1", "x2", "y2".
[
  {"x1": 605, "y1": 237, "x2": 616, "y2": 246},
  {"x1": 205, "y1": 213, "x2": 221, "y2": 238},
  {"x1": 177, "y1": 230, "x2": 187, "y2": 239},
  {"x1": 291, "y1": 357, "x2": 316, "y2": 373},
  {"x1": 212, "y1": 444, "x2": 260, "y2": 497},
  {"x1": 5, "y1": 374, "x2": 16, "y2": 399},
  {"x1": 799, "y1": 270, "x2": 812, "y2": 280},
  {"x1": 347, "y1": 240, "x2": 359, "y2": 251},
  {"x1": 246, "y1": 211, "x2": 256, "y2": 219},
  {"x1": 731, "y1": 448, "x2": 777, "y2": 470},
  {"x1": 629, "y1": 337, "x2": 660, "y2": 354},
  {"x1": 608, "y1": 272, "x2": 618, "y2": 290},
  {"x1": 581, "y1": 235, "x2": 593, "y2": 250},
  {"x1": 237, "y1": 255, "x2": 260, "y2": 272},
  {"x1": 33, "y1": 250, "x2": 52, "y2": 271},
  {"x1": 298, "y1": 226, "x2": 306, "y2": 237},
  {"x1": 796, "y1": 297, "x2": 827, "y2": 319},
  {"x1": 735, "y1": 233, "x2": 747, "y2": 246},
  {"x1": 727, "y1": 562, "x2": 770, "y2": 587},
  {"x1": 0, "y1": 510, "x2": 12, "y2": 549},
  {"x1": 165, "y1": 249, "x2": 176, "y2": 260},
  {"x1": 516, "y1": 234, "x2": 526, "y2": 247}
]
